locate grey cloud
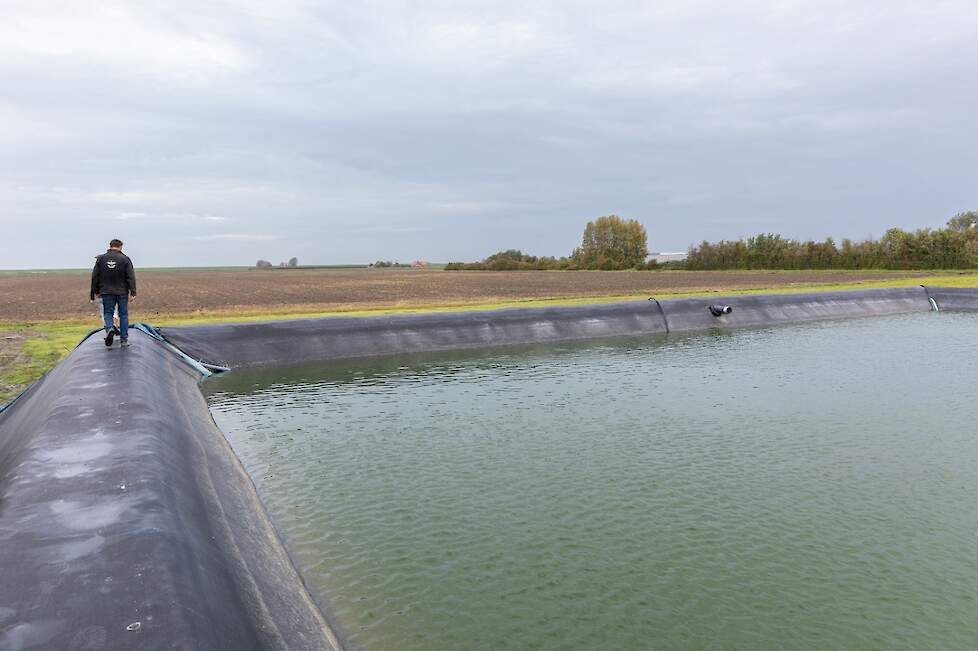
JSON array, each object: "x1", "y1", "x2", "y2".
[{"x1": 2, "y1": 0, "x2": 977, "y2": 268}]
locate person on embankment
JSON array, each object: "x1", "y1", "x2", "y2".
[{"x1": 90, "y1": 238, "x2": 137, "y2": 348}]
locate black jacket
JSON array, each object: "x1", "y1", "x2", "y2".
[{"x1": 91, "y1": 250, "x2": 137, "y2": 299}]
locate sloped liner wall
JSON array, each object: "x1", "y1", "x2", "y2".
[
  {"x1": 0, "y1": 332, "x2": 342, "y2": 650},
  {"x1": 162, "y1": 286, "x2": 937, "y2": 369}
]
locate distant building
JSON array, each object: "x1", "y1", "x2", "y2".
[{"x1": 648, "y1": 251, "x2": 688, "y2": 264}]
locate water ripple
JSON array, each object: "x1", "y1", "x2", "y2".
[{"x1": 207, "y1": 313, "x2": 978, "y2": 650}]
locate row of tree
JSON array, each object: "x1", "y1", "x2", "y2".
[
  {"x1": 446, "y1": 215, "x2": 653, "y2": 270},
  {"x1": 686, "y1": 212, "x2": 978, "y2": 270},
  {"x1": 256, "y1": 257, "x2": 298, "y2": 268},
  {"x1": 446, "y1": 249, "x2": 575, "y2": 271}
]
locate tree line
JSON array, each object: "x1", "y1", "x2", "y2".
[
  {"x1": 446, "y1": 215, "x2": 653, "y2": 270},
  {"x1": 686, "y1": 212, "x2": 978, "y2": 270},
  {"x1": 256, "y1": 257, "x2": 298, "y2": 268}
]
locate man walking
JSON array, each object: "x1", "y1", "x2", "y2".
[{"x1": 90, "y1": 239, "x2": 137, "y2": 347}]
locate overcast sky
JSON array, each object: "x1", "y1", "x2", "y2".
[{"x1": 2, "y1": 1, "x2": 977, "y2": 268}]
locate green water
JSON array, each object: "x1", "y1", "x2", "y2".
[{"x1": 205, "y1": 312, "x2": 978, "y2": 650}]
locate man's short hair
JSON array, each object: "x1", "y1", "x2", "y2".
[{"x1": 109, "y1": 239, "x2": 124, "y2": 248}]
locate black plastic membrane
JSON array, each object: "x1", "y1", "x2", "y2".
[{"x1": 0, "y1": 286, "x2": 974, "y2": 650}]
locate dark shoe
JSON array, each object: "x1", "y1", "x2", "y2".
[
  {"x1": 120, "y1": 340, "x2": 130, "y2": 348},
  {"x1": 104, "y1": 329, "x2": 116, "y2": 346}
]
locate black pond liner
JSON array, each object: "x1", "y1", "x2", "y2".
[{"x1": 0, "y1": 286, "x2": 973, "y2": 650}]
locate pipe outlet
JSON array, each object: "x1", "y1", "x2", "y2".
[{"x1": 709, "y1": 305, "x2": 733, "y2": 317}]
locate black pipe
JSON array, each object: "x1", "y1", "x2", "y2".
[
  {"x1": 648, "y1": 297, "x2": 670, "y2": 333},
  {"x1": 709, "y1": 305, "x2": 733, "y2": 317}
]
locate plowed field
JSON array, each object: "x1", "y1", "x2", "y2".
[{"x1": 0, "y1": 268, "x2": 952, "y2": 322}]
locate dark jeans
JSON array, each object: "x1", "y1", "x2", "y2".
[{"x1": 101, "y1": 294, "x2": 129, "y2": 341}]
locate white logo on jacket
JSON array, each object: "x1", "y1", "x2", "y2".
[{"x1": 107, "y1": 260, "x2": 117, "y2": 269}]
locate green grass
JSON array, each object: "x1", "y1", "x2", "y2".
[
  {"x1": 3, "y1": 272, "x2": 978, "y2": 406},
  {"x1": 0, "y1": 322, "x2": 95, "y2": 403}
]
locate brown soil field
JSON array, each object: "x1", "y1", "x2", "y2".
[{"x1": 0, "y1": 268, "x2": 946, "y2": 322}]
